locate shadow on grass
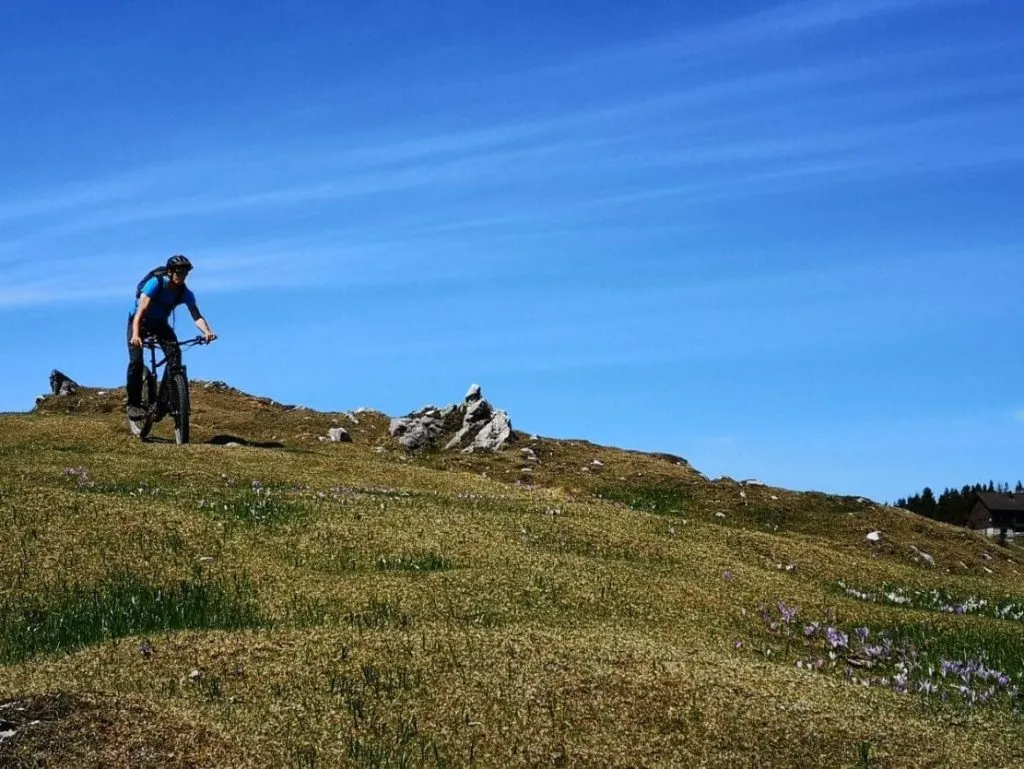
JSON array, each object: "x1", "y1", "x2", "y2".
[{"x1": 207, "y1": 434, "x2": 285, "y2": 449}]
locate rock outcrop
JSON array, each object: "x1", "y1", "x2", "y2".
[
  {"x1": 48, "y1": 370, "x2": 79, "y2": 396},
  {"x1": 389, "y1": 384, "x2": 513, "y2": 453}
]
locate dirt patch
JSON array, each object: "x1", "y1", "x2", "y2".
[{"x1": 0, "y1": 691, "x2": 231, "y2": 768}]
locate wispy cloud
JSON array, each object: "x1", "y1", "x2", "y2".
[
  {"x1": 1014, "y1": 410, "x2": 1024, "y2": 423},
  {"x1": 520, "y1": 0, "x2": 986, "y2": 78}
]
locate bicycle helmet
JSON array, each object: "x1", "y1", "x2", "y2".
[{"x1": 166, "y1": 254, "x2": 193, "y2": 273}]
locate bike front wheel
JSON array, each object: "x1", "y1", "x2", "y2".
[
  {"x1": 169, "y1": 370, "x2": 191, "y2": 444},
  {"x1": 128, "y1": 370, "x2": 156, "y2": 440}
]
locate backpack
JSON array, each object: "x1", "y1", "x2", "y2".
[{"x1": 136, "y1": 266, "x2": 186, "y2": 305}]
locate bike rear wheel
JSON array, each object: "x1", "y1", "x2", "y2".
[
  {"x1": 128, "y1": 370, "x2": 156, "y2": 440},
  {"x1": 169, "y1": 370, "x2": 191, "y2": 444}
]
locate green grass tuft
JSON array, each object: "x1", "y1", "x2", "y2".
[
  {"x1": 0, "y1": 571, "x2": 264, "y2": 663},
  {"x1": 375, "y1": 551, "x2": 453, "y2": 572},
  {"x1": 597, "y1": 484, "x2": 693, "y2": 515}
]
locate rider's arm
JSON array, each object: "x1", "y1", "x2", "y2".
[
  {"x1": 131, "y1": 294, "x2": 152, "y2": 338},
  {"x1": 188, "y1": 304, "x2": 217, "y2": 340}
]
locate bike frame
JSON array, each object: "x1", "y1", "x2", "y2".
[{"x1": 141, "y1": 335, "x2": 206, "y2": 420}]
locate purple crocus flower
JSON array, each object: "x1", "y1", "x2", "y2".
[
  {"x1": 723, "y1": 571, "x2": 734, "y2": 582},
  {"x1": 825, "y1": 627, "x2": 848, "y2": 649},
  {"x1": 777, "y1": 601, "x2": 798, "y2": 624},
  {"x1": 855, "y1": 626, "x2": 870, "y2": 643},
  {"x1": 803, "y1": 623, "x2": 819, "y2": 637}
]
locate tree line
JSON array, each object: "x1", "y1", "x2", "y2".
[{"x1": 896, "y1": 481, "x2": 1024, "y2": 526}]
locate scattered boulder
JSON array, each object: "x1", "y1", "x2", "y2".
[
  {"x1": 328, "y1": 427, "x2": 351, "y2": 443},
  {"x1": 520, "y1": 447, "x2": 539, "y2": 463},
  {"x1": 866, "y1": 531, "x2": 882, "y2": 542},
  {"x1": 48, "y1": 370, "x2": 79, "y2": 396},
  {"x1": 909, "y1": 544, "x2": 936, "y2": 567}
]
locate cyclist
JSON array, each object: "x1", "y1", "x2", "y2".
[{"x1": 126, "y1": 255, "x2": 217, "y2": 421}]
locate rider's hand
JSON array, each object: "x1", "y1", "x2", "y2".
[
  {"x1": 130, "y1": 333, "x2": 143, "y2": 348},
  {"x1": 203, "y1": 331, "x2": 218, "y2": 343}
]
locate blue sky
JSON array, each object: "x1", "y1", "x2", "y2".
[{"x1": 2, "y1": 0, "x2": 1022, "y2": 502}]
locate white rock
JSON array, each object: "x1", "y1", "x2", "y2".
[
  {"x1": 866, "y1": 531, "x2": 882, "y2": 542},
  {"x1": 328, "y1": 427, "x2": 351, "y2": 443},
  {"x1": 471, "y1": 410, "x2": 512, "y2": 451},
  {"x1": 715, "y1": 512, "x2": 726, "y2": 519}
]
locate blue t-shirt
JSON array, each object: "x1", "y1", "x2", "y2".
[{"x1": 130, "y1": 276, "x2": 197, "y2": 322}]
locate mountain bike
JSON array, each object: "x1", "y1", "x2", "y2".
[{"x1": 128, "y1": 335, "x2": 210, "y2": 444}]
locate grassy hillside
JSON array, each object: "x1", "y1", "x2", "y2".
[{"x1": 2, "y1": 384, "x2": 1023, "y2": 767}]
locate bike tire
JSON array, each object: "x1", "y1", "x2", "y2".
[
  {"x1": 128, "y1": 370, "x2": 156, "y2": 440},
  {"x1": 169, "y1": 370, "x2": 191, "y2": 444}
]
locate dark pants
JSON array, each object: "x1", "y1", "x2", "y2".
[{"x1": 126, "y1": 316, "x2": 180, "y2": 407}]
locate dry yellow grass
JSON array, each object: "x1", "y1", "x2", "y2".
[{"x1": 2, "y1": 386, "x2": 1023, "y2": 767}]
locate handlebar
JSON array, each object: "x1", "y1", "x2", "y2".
[{"x1": 140, "y1": 335, "x2": 213, "y2": 349}]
